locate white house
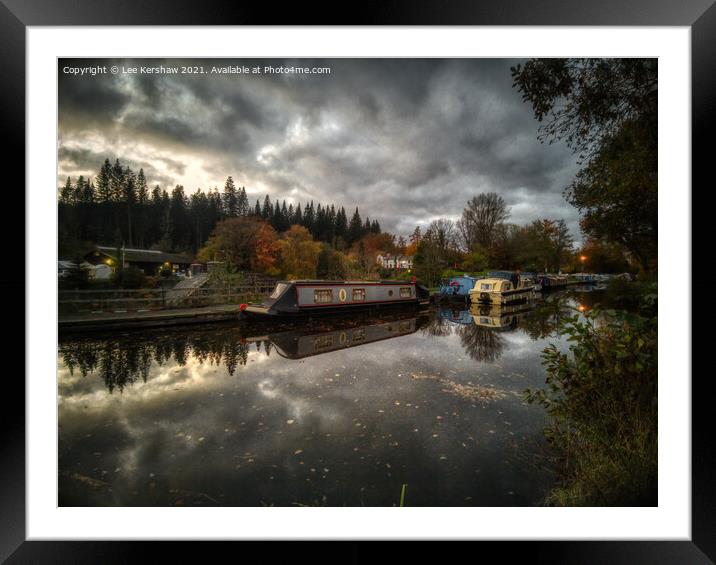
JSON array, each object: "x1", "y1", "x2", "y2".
[{"x1": 376, "y1": 253, "x2": 413, "y2": 270}]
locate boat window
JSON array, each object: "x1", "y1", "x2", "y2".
[
  {"x1": 270, "y1": 283, "x2": 288, "y2": 299},
  {"x1": 314, "y1": 289, "x2": 333, "y2": 303},
  {"x1": 353, "y1": 288, "x2": 366, "y2": 301},
  {"x1": 314, "y1": 335, "x2": 334, "y2": 350},
  {"x1": 400, "y1": 287, "x2": 412, "y2": 298},
  {"x1": 480, "y1": 283, "x2": 492, "y2": 290}
]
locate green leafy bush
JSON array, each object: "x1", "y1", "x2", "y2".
[
  {"x1": 526, "y1": 298, "x2": 657, "y2": 506},
  {"x1": 461, "y1": 247, "x2": 489, "y2": 272}
]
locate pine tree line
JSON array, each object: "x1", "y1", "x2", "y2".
[{"x1": 58, "y1": 158, "x2": 381, "y2": 255}]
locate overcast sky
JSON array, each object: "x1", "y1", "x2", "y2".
[{"x1": 58, "y1": 58, "x2": 581, "y2": 240}]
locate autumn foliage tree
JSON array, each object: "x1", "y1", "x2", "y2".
[
  {"x1": 252, "y1": 223, "x2": 281, "y2": 274},
  {"x1": 197, "y1": 216, "x2": 268, "y2": 271},
  {"x1": 279, "y1": 225, "x2": 322, "y2": 280}
]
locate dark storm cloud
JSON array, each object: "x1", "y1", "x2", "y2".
[
  {"x1": 58, "y1": 70, "x2": 129, "y2": 126},
  {"x1": 58, "y1": 58, "x2": 581, "y2": 238}
]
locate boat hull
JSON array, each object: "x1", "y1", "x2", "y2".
[
  {"x1": 469, "y1": 287, "x2": 535, "y2": 305},
  {"x1": 241, "y1": 300, "x2": 429, "y2": 319}
]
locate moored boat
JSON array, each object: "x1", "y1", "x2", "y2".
[
  {"x1": 436, "y1": 274, "x2": 479, "y2": 301},
  {"x1": 536, "y1": 274, "x2": 569, "y2": 290},
  {"x1": 240, "y1": 279, "x2": 430, "y2": 318},
  {"x1": 468, "y1": 271, "x2": 536, "y2": 305},
  {"x1": 570, "y1": 273, "x2": 597, "y2": 284}
]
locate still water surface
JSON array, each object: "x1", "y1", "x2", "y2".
[{"x1": 58, "y1": 288, "x2": 600, "y2": 506}]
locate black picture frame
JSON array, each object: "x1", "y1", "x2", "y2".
[{"x1": 3, "y1": 1, "x2": 710, "y2": 562}]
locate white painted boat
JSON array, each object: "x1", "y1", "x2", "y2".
[{"x1": 468, "y1": 271, "x2": 536, "y2": 305}]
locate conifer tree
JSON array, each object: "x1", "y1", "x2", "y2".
[
  {"x1": 123, "y1": 169, "x2": 137, "y2": 246},
  {"x1": 304, "y1": 201, "x2": 315, "y2": 233},
  {"x1": 136, "y1": 169, "x2": 148, "y2": 204},
  {"x1": 83, "y1": 180, "x2": 95, "y2": 204},
  {"x1": 96, "y1": 159, "x2": 112, "y2": 203},
  {"x1": 335, "y1": 207, "x2": 348, "y2": 241},
  {"x1": 170, "y1": 185, "x2": 189, "y2": 250},
  {"x1": 348, "y1": 207, "x2": 363, "y2": 245},
  {"x1": 73, "y1": 176, "x2": 86, "y2": 204},
  {"x1": 223, "y1": 176, "x2": 238, "y2": 217},
  {"x1": 271, "y1": 200, "x2": 282, "y2": 231},
  {"x1": 110, "y1": 159, "x2": 125, "y2": 202},
  {"x1": 261, "y1": 195, "x2": 272, "y2": 219},
  {"x1": 59, "y1": 177, "x2": 74, "y2": 204},
  {"x1": 237, "y1": 186, "x2": 249, "y2": 216}
]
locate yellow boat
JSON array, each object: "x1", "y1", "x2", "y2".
[{"x1": 468, "y1": 271, "x2": 536, "y2": 305}]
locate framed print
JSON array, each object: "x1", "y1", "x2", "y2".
[{"x1": 3, "y1": 0, "x2": 712, "y2": 562}]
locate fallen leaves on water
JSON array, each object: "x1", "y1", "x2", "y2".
[{"x1": 410, "y1": 371, "x2": 506, "y2": 402}]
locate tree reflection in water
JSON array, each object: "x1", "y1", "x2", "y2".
[
  {"x1": 59, "y1": 310, "x2": 426, "y2": 393},
  {"x1": 59, "y1": 291, "x2": 593, "y2": 395},
  {"x1": 518, "y1": 294, "x2": 579, "y2": 340},
  {"x1": 457, "y1": 324, "x2": 505, "y2": 363},
  {"x1": 420, "y1": 312, "x2": 454, "y2": 337},
  {"x1": 60, "y1": 327, "x2": 252, "y2": 393}
]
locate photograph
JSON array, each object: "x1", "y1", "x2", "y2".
[{"x1": 56, "y1": 56, "x2": 658, "y2": 508}]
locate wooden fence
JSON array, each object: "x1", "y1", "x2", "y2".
[{"x1": 58, "y1": 281, "x2": 277, "y2": 314}]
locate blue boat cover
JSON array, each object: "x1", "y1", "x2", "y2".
[{"x1": 438, "y1": 275, "x2": 477, "y2": 296}]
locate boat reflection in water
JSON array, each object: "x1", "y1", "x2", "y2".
[
  {"x1": 243, "y1": 311, "x2": 429, "y2": 360},
  {"x1": 469, "y1": 302, "x2": 536, "y2": 331},
  {"x1": 439, "y1": 301, "x2": 535, "y2": 331}
]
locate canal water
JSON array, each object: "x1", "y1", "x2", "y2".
[{"x1": 58, "y1": 287, "x2": 601, "y2": 507}]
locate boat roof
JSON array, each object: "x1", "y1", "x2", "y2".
[
  {"x1": 445, "y1": 275, "x2": 478, "y2": 280},
  {"x1": 487, "y1": 271, "x2": 518, "y2": 280},
  {"x1": 286, "y1": 279, "x2": 414, "y2": 284}
]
